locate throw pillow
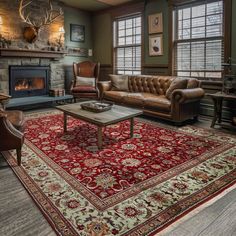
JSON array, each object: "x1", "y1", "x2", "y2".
[
  {"x1": 109, "y1": 74, "x2": 129, "y2": 91},
  {"x1": 187, "y1": 78, "x2": 199, "y2": 89},
  {"x1": 165, "y1": 78, "x2": 188, "y2": 100},
  {"x1": 76, "y1": 76, "x2": 95, "y2": 87}
]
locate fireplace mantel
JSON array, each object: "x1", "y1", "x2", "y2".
[{"x1": 0, "y1": 48, "x2": 65, "y2": 60}]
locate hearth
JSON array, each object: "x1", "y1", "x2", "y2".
[{"x1": 9, "y1": 66, "x2": 49, "y2": 98}]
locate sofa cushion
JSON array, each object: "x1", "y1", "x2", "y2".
[
  {"x1": 143, "y1": 94, "x2": 171, "y2": 112},
  {"x1": 165, "y1": 78, "x2": 188, "y2": 100},
  {"x1": 123, "y1": 93, "x2": 144, "y2": 107},
  {"x1": 128, "y1": 75, "x2": 174, "y2": 95},
  {"x1": 110, "y1": 74, "x2": 129, "y2": 91},
  {"x1": 103, "y1": 91, "x2": 128, "y2": 103}
]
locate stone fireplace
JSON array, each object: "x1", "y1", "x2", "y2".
[
  {"x1": 9, "y1": 66, "x2": 49, "y2": 98},
  {"x1": 0, "y1": 0, "x2": 65, "y2": 96},
  {"x1": 0, "y1": 58, "x2": 64, "y2": 95}
]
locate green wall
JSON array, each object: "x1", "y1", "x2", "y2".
[
  {"x1": 92, "y1": 0, "x2": 236, "y2": 69},
  {"x1": 63, "y1": 6, "x2": 93, "y2": 65},
  {"x1": 92, "y1": 13, "x2": 112, "y2": 64},
  {"x1": 144, "y1": 0, "x2": 169, "y2": 65},
  {"x1": 92, "y1": 0, "x2": 169, "y2": 66}
]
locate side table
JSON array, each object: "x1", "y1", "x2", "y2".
[{"x1": 207, "y1": 92, "x2": 236, "y2": 128}]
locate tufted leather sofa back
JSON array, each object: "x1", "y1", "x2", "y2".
[{"x1": 128, "y1": 75, "x2": 177, "y2": 95}]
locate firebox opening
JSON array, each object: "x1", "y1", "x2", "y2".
[
  {"x1": 15, "y1": 77, "x2": 45, "y2": 91},
  {"x1": 9, "y1": 66, "x2": 49, "y2": 98}
]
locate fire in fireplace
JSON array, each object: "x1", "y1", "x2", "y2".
[
  {"x1": 9, "y1": 66, "x2": 49, "y2": 98},
  {"x1": 15, "y1": 77, "x2": 45, "y2": 91}
]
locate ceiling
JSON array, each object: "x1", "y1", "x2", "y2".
[{"x1": 60, "y1": 0, "x2": 135, "y2": 12}]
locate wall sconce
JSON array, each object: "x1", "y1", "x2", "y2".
[{"x1": 58, "y1": 26, "x2": 65, "y2": 47}]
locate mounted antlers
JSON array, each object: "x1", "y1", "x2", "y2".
[{"x1": 19, "y1": 0, "x2": 63, "y2": 43}]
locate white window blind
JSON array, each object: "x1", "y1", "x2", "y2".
[
  {"x1": 173, "y1": 0, "x2": 224, "y2": 79},
  {"x1": 113, "y1": 15, "x2": 141, "y2": 75}
]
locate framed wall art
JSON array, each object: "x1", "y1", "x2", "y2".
[
  {"x1": 70, "y1": 24, "x2": 85, "y2": 42},
  {"x1": 149, "y1": 34, "x2": 163, "y2": 56},
  {"x1": 148, "y1": 13, "x2": 163, "y2": 34}
]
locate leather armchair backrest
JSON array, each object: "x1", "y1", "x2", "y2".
[
  {"x1": 73, "y1": 61, "x2": 98, "y2": 78},
  {"x1": 128, "y1": 75, "x2": 176, "y2": 95},
  {"x1": 72, "y1": 61, "x2": 100, "y2": 88}
]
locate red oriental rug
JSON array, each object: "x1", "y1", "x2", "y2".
[{"x1": 2, "y1": 111, "x2": 236, "y2": 236}]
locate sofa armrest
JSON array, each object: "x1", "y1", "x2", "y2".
[
  {"x1": 172, "y1": 88, "x2": 205, "y2": 104},
  {"x1": 97, "y1": 81, "x2": 112, "y2": 98}
]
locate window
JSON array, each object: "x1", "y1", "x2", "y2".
[
  {"x1": 173, "y1": 0, "x2": 224, "y2": 79},
  {"x1": 113, "y1": 14, "x2": 141, "y2": 75}
]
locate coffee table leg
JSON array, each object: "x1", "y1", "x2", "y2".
[
  {"x1": 64, "y1": 113, "x2": 67, "y2": 132},
  {"x1": 97, "y1": 126, "x2": 102, "y2": 149},
  {"x1": 130, "y1": 117, "x2": 134, "y2": 138}
]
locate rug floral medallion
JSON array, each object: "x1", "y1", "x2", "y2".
[{"x1": 3, "y1": 111, "x2": 236, "y2": 236}]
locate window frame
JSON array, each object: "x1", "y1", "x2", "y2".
[
  {"x1": 113, "y1": 13, "x2": 142, "y2": 75},
  {"x1": 168, "y1": 0, "x2": 232, "y2": 80}
]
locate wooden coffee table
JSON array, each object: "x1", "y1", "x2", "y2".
[{"x1": 56, "y1": 101, "x2": 143, "y2": 149}]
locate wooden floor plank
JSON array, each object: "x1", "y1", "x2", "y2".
[{"x1": 0, "y1": 159, "x2": 55, "y2": 236}]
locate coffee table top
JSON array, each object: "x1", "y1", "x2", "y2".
[{"x1": 56, "y1": 101, "x2": 143, "y2": 126}]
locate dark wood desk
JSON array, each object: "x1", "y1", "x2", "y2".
[{"x1": 207, "y1": 92, "x2": 236, "y2": 128}]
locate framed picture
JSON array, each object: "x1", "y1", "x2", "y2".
[
  {"x1": 149, "y1": 34, "x2": 163, "y2": 56},
  {"x1": 148, "y1": 13, "x2": 163, "y2": 34},
  {"x1": 70, "y1": 24, "x2": 85, "y2": 42}
]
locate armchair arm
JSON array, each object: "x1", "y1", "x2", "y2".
[
  {"x1": 0, "y1": 93, "x2": 11, "y2": 109},
  {"x1": 172, "y1": 88, "x2": 205, "y2": 104},
  {"x1": 97, "y1": 81, "x2": 112, "y2": 98},
  {"x1": 0, "y1": 114, "x2": 24, "y2": 150}
]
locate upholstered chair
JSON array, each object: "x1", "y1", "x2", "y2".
[
  {"x1": 0, "y1": 93, "x2": 25, "y2": 165},
  {"x1": 70, "y1": 61, "x2": 100, "y2": 102}
]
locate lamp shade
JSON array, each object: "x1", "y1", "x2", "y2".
[
  {"x1": 59, "y1": 26, "x2": 65, "y2": 33},
  {"x1": 0, "y1": 16, "x2": 3, "y2": 25}
]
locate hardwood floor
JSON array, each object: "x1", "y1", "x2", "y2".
[
  {"x1": 0, "y1": 112, "x2": 235, "y2": 236},
  {"x1": 0, "y1": 157, "x2": 56, "y2": 236}
]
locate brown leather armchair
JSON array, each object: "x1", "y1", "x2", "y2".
[
  {"x1": 0, "y1": 93, "x2": 25, "y2": 166},
  {"x1": 70, "y1": 61, "x2": 100, "y2": 102}
]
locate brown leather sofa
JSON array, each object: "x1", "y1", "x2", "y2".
[{"x1": 98, "y1": 75, "x2": 205, "y2": 123}]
